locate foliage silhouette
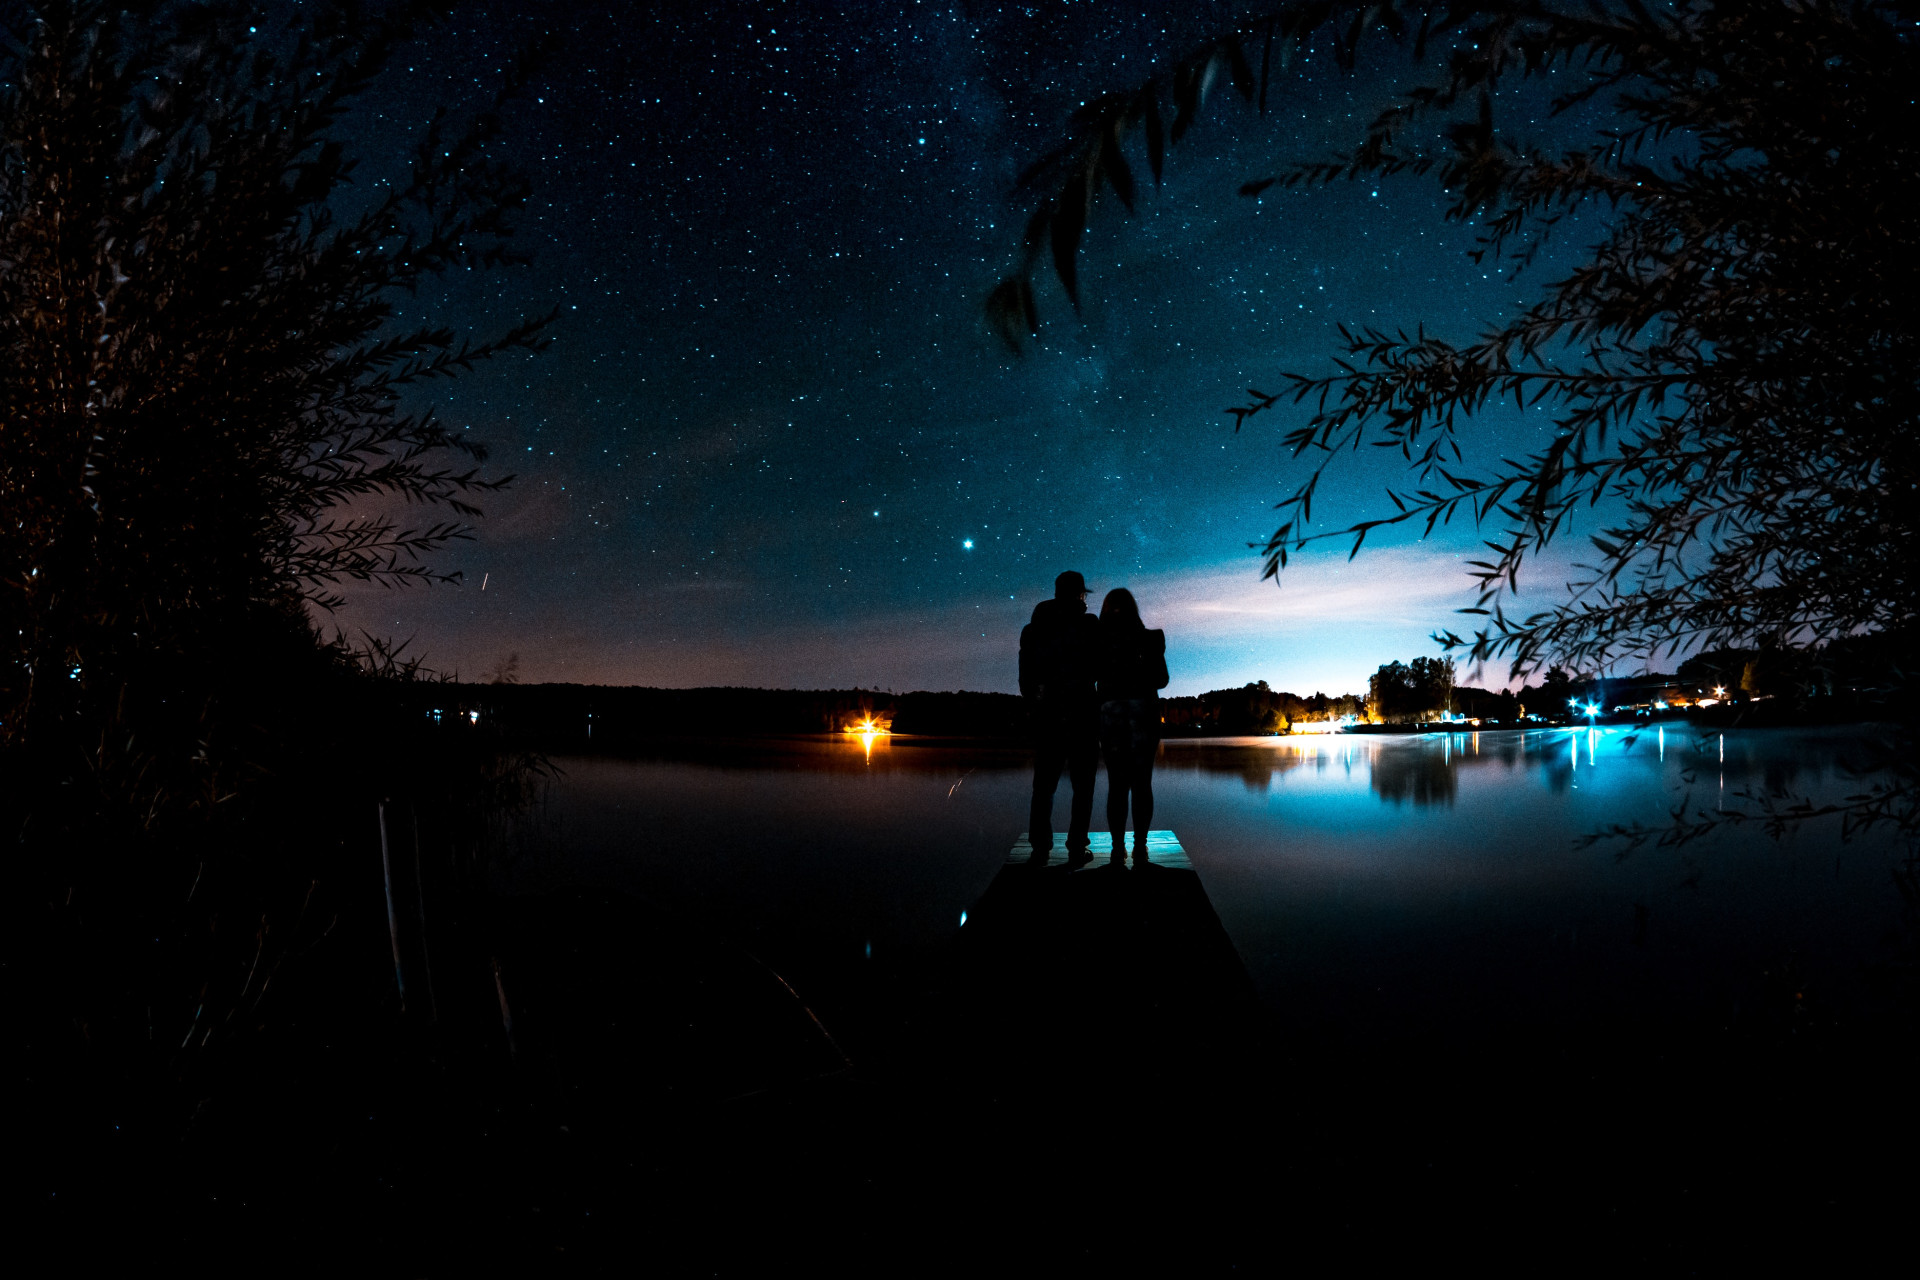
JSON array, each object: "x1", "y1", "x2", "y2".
[
  {"x1": 1368, "y1": 655, "x2": 1455, "y2": 722},
  {"x1": 0, "y1": 0, "x2": 550, "y2": 806}
]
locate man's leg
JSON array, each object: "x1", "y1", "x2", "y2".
[
  {"x1": 1065, "y1": 727, "x2": 1099, "y2": 854},
  {"x1": 1029, "y1": 725, "x2": 1066, "y2": 863}
]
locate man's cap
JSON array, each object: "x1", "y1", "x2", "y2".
[{"x1": 1054, "y1": 570, "x2": 1088, "y2": 598}]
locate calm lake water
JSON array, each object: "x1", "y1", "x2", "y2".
[{"x1": 515, "y1": 725, "x2": 1911, "y2": 1044}]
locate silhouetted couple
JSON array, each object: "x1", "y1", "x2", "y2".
[{"x1": 1018, "y1": 570, "x2": 1170, "y2": 870}]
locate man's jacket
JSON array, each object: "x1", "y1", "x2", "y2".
[{"x1": 1019, "y1": 598, "x2": 1101, "y2": 712}]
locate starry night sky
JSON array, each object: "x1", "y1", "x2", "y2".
[{"x1": 331, "y1": 1, "x2": 1590, "y2": 696}]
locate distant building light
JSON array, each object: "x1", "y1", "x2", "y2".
[{"x1": 1290, "y1": 714, "x2": 1356, "y2": 735}]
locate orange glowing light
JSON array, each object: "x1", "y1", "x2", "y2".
[{"x1": 843, "y1": 715, "x2": 892, "y2": 760}]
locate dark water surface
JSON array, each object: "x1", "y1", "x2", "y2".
[{"x1": 517, "y1": 725, "x2": 1910, "y2": 1044}]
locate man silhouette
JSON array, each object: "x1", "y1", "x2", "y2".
[{"x1": 1018, "y1": 570, "x2": 1102, "y2": 868}]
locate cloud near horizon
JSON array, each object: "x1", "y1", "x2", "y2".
[
  {"x1": 1120, "y1": 546, "x2": 1487, "y2": 696},
  {"x1": 325, "y1": 542, "x2": 1509, "y2": 697},
  {"x1": 713, "y1": 544, "x2": 1494, "y2": 698}
]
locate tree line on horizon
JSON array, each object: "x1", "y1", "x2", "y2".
[
  {"x1": 401, "y1": 633, "x2": 1905, "y2": 742},
  {"x1": 1169, "y1": 637, "x2": 1906, "y2": 730}
]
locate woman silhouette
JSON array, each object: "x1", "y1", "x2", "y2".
[{"x1": 1095, "y1": 588, "x2": 1169, "y2": 868}]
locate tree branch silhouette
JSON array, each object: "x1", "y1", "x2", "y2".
[
  {"x1": 0, "y1": 0, "x2": 552, "y2": 764},
  {"x1": 991, "y1": 2, "x2": 1917, "y2": 706}
]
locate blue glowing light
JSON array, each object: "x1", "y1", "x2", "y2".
[{"x1": 959, "y1": 911, "x2": 968, "y2": 927}]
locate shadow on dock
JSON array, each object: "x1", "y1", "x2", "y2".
[
  {"x1": 480, "y1": 865, "x2": 1281, "y2": 1270},
  {"x1": 912, "y1": 862, "x2": 1265, "y2": 1089}
]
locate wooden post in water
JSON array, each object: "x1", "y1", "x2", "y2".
[
  {"x1": 408, "y1": 803, "x2": 439, "y2": 1024},
  {"x1": 378, "y1": 799, "x2": 409, "y2": 1011},
  {"x1": 493, "y1": 956, "x2": 518, "y2": 1064}
]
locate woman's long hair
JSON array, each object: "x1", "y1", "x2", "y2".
[{"x1": 1099, "y1": 587, "x2": 1142, "y2": 629}]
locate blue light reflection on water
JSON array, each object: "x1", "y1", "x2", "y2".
[
  {"x1": 1162, "y1": 726, "x2": 1907, "y2": 1042},
  {"x1": 524, "y1": 726, "x2": 1907, "y2": 1044}
]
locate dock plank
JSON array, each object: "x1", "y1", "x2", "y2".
[{"x1": 1005, "y1": 829, "x2": 1192, "y2": 869}]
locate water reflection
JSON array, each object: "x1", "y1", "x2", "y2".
[
  {"x1": 1151, "y1": 725, "x2": 1907, "y2": 1046},
  {"x1": 1156, "y1": 738, "x2": 1339, "y2": 793},
  {"x1": 1370, "y1": 746, "x2": 1457, "y2": 806},
  {"x1": 1158, "y1": 731, "x2": 1552, "y2": 808},
  {"x1": 1153, "y1": 723, "x2": 1865, "y2": 807}
]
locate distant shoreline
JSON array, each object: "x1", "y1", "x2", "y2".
[{"x1": 374, "y1": 681, "x2": 1890, "y2": 754}]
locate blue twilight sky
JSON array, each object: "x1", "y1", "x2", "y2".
[{"x1": 329, "y1": 1, "x2": 1600, "y2": 696}]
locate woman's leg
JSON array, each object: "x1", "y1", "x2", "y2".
[
  {"x1": 1130, "y1": 725, "x2": 1157, "y2": 863},
  {"x1": 1105, "y1": 761, "x2": 1131, "y2": 862},
  {"x1": 1101, "y1": 702, "x2": 1130, "y2": 862},
  {"x1": 1131, "y1": 747, "x2": 1155, "y2": 855}
]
